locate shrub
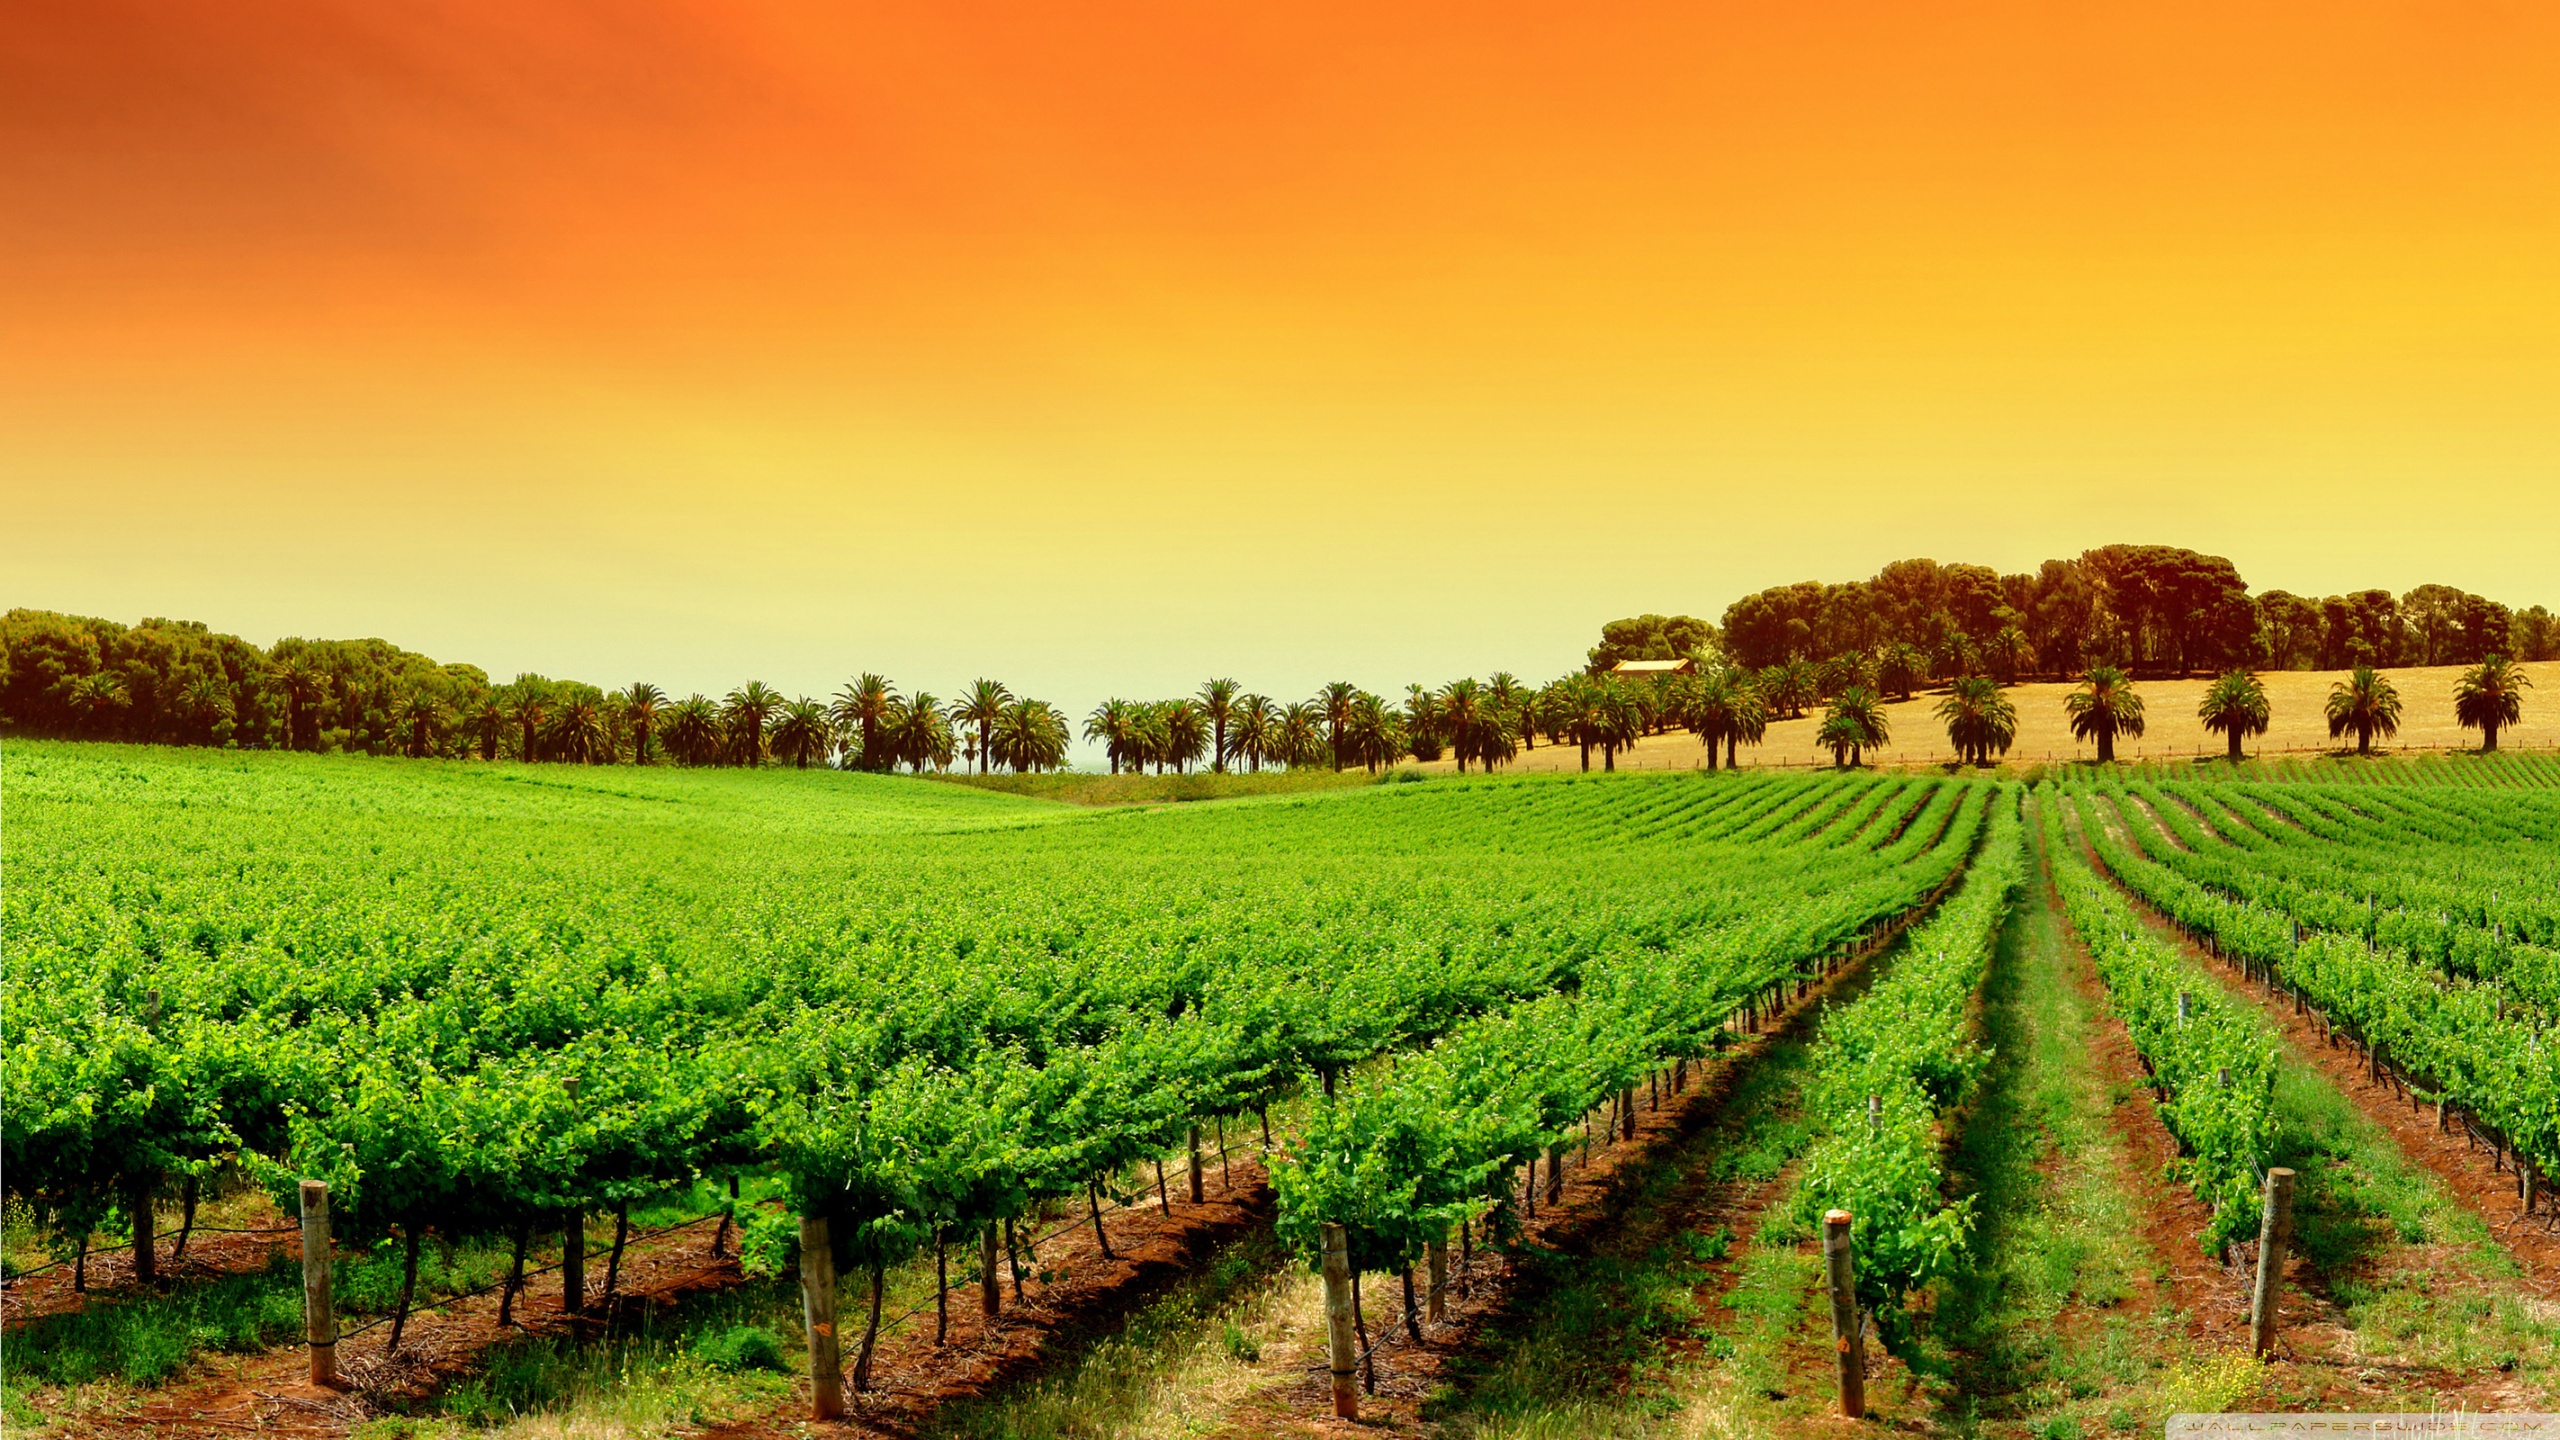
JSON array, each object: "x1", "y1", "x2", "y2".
[{"x1": 694, "y1": 1324, "x2": 787, "y2": 1374}]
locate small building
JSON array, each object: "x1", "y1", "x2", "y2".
[{"x1": 1610, "y1": 658, "x2": 1697, "y2": 679}]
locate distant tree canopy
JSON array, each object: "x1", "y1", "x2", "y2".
[
  {"x1": 1585, "y1": 614, "x2": 1718, "y2": 674},
  {"x1": 1689, "y1": 547, "x2": 2556, "y2": 679}
]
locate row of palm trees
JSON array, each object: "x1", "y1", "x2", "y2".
[
  {"x1": 1084, "y1": 676, "x2": 1665, "y2": 776},
  {"x1": 449, "y1": 676, "x2": 1073, "y2": 772},
  {"x1": 1666, "y1": 653, "x2": 2530, "y2": 771},
  {"x1": 2015, "y1": 656, "x2": 2532, "y2": 767},
  {"x1": 410, "y1": 654, "x2": 2533, "y2": 775}
]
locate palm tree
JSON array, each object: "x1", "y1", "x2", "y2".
[
  {"x1": 954, "y1": 679, "x2": 1012, "y2": 774},
  {"x1": 723, "y1": 682, "x2": 783, "y2": 767},
  {"x1": 549, "y1": 699, "x2": 608, "y2": 764},
  {"x1": 1160, "y1": 700, "x2": 1210, "y2": 774},
  {"x1": 2064, "y1": 666, "x2": 2146, "y2": 763},
  {"x1": 510, "y1": 689, "x2": 549, "y2": 763},
  {"x1": 771, "y1": 697, "x2": 837, "y2": 769},
  {"x1": 992, "y1": 698, "x2": 1069, "y2": 772},
  {"x1": 2196, "y1": 670, "x2": 2270, "y2": 762},
  {"x1": 1875, "y1": 644, "x2": 1927, "y2": 702},
  {"x1": 620, "y1": 683, "x2": 666, "y2": 765},
  {"x1": 1439, "y1": 678, "x2": 1485, "y2": 773},
  {"x1": 1552, "y1": 677, "x2": 1599, "y2": 772},
  {"x1": 1987, "y1": 625, "x2": 2033, "y2": 685},
  {"x1": 2324, "y1": 664, "x2": 2402, "y2": 756},
  {"x1": 1344, "y1": 692, "x2": 1405, "y2": 773},
  {"x1": 468, "y1": 698, "x2": 508, "y2": 761},
  {"x1": 2453, "y1": 655, "x2": 2531, "y2": 753},
  {"x1": 1401, "y1": 685, "x2": 1446, "y2": 763},
  {"x1": 1275, "y1": 702, "x2": 1327, "y2": 770},
  {"x1": 66, "y1": 671, "x2": 131, "y2": 737},
  {"x1": 274, "y1": 659, "x2": 328, "y2": 751},
  {"x1": 1084, "y1": 699, "x2": 1136, "y2": 774},
  {"x1": 1931, "y1": 631, "x2": 1979, "y2": 684},
  {"x1": 1818, "y1": 713, "x2": 1865, "y2": 769},
  {"x1": 1318, "y1": 682, "x2": 1359, "y2": 771},
  {"x1": 1822, "y1": 687, "x2": 1891, "y2": 768},
  {"x1": 180, "y1": 673, "x2": 232, "y2": 744},
  {"x1": 663, "y1": 695, "x2": 722, "y2": 766},
  {"x1": 891, "y1": 693, "x2": 956, "y2": 773},
  {"x1": 1816, "y1": 652, "x2": 1872, "y2": 701},
  {"x1": 1196, "y1": 679, "x2": 1240, "y2": 773},
  {"x1": 1760, "y1": 661, "x2": 1818, "y2": 720},
  {"x1": 1673, "y1": 671, "x2": 1731, "y2": 771},
  {"x1": 399, "y1": 692, "x2": 445, "y2": 759},
  {"x1": 1227, "y1": 694, "x2": 1278, "y2": 772},
  {"x1": 1934, "y1": 675, "x2": 2017, "y2": 767},
  {"x1": 829, "y1": 674, "x2": 899, "y2": 772}
]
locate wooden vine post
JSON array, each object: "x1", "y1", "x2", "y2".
[
  {"x1": 561, "y1": 1210, "x2": 585, "y2": 1316},
  {"x1": 2249, "y1": 1168, "x2": 2296, "y2": 1357},
  {"x1": 131, "y1": 1178, "x2": 158, "y2": 1285},
  {"x1": 980, "y1": 1221, "x2": 1002, "y2": 1324},
  {"x1": 1822, "y1": 1209, "x2": 1866, "y2": 1419},
  {"x1": 1321, "y1": 1222, "x2": 1358, "y2": 1421},
  {"x1": 561, "y1": 1075, "x2": 584, "y2": 1317},
  {"x1": 1189, "y1": 1126, "x2": 1206, "y2": 1205},
  {"x1": 800, "y1": 1214, "x2": 845, "y2": 1420},
  {"x1": 1425, "y1": 1234, "x2": 1448, "y2": 1323},
  {"x1": 298, "y1": 1179, "x2": 337, "y2": 1386}
]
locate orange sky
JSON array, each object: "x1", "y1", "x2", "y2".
[{"x1": 5, "y1": 1, "x2": 2557, "y2": 708}]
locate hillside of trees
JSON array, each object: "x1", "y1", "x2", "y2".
[{"x1": 1590, "y1": 545, "x2": 2556, "y2": 678}]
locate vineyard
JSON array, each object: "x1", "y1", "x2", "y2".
[{"x1": 11, "y1": 741, "x2": 2560, "y2": 1436}]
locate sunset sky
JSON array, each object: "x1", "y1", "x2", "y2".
[{"x1": 6, "y1": 0, "x2": 2557, "y2": 712}]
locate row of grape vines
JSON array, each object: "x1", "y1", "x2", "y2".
[
  {"x1": 2071, "y1": 777, "x2": 2560, "y2": 1198},
  {"x1": 2045, "y1": 791, "x2": 2281, "y2": 1253},
  {"x1": 1788, "y1": 783, "x2": 2022, "y2": 1344}
]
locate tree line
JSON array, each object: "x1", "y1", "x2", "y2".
[
  {"x1": 1603, "y1": 545, "x2": 2559, "y2": 682},
  {"x1": 2, "y1": 588, "x2": 2542, "y2": 774},
  {"x1": 0, "y1": 611, "x2": 1073, "y2": 772}
]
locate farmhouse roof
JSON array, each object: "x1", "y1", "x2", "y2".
[{"x1": 1610, "y1": 658, "x2": 1697, "y2": 676}]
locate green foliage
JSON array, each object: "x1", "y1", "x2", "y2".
[
  {"x1": 735, "y1": 1206, "x2": 798, "y2": 1279},
  {"x1": 2081, "y1": 773, "x2": 2560, "y2": 1210},
  {"x1": 2044, "y1": 790, "x2": 2279, "y2": 1253},
  {"x1": 693, "y1": 1323, "x2": 788, "y2": 1373},
  {"x1": 2324, "y1": 664, "x2": 2404, "y2": 753},
  {"x1": 7, "y1": 745, "x2": 1988, "y2": 1311},
  {"x1": 1793, "y1": 787, "x2": 2023, "y2": 1345},
  {"x1": 1272, "y1": 778, "x2": 1996, "y2": 1277}
]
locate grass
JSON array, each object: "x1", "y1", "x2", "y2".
[
  {"x1": 409, "y1": 1281, "x2": 801, "y2": 1435},
  {"x1": 0, "y1": 1173, "x2": 761, "y2": 1406},
  {"x1": 1925, "y1": 815, "x2": 2223, "y2": 1438},
  {"x1": 922, "y1": 1231, "x2": 1299, "y2": 1439},
  {"x1": 922, "y1": 768, "x2": 1387, "y2": 806},
  {"x1": 0, "y1": 1252, "x2": 310, "y2": 1389}
]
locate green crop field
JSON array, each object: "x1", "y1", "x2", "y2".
[{"x1": 12, "y1": 741, "x2": 2560, "y2": 1438}]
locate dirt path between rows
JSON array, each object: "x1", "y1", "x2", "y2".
[
  {"x1": 2034, "y1": 847, "x2": 2252, "y2": 1349},
  {"x1": 60, "y1": 1164, "x2": 1287, "y2": 1440}
]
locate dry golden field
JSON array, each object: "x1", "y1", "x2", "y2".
[{"x1": 1434, "y1": 661, "x2": 2560, "y2": 775}]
